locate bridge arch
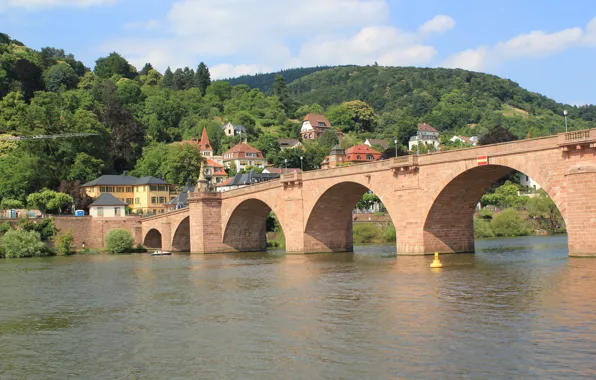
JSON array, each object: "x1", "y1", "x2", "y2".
[
  {"x1": 423, "y1": 162, "x2": 566, "y2": 254},
  {"x1": 172, "y1": 216, "x2": 190, "y2": 252},
  {"x1": 222, "y1": 198, "x2": 287, "y2": 252},
  {"x1": 303, "y1": 180, "x2": 397, "y2": 253},
  {"x1": 143, "y1": 229, "x2": 162, "y2": 249}
]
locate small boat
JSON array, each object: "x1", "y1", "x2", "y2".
[{"x1": 151, "y1": 250, "x2": 172, "y2": 256}]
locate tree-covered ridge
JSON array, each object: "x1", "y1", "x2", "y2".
[{"x1": 225, "y1": 66, "x2": 335, "y2": 94}]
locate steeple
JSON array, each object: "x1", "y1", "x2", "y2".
[{"x1": 199, "y1": 127, "x2": 213, "y2": 156}]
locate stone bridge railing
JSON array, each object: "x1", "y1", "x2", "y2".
[{"x1": 140, "y1": 207, "x2": 189, "y2": 221}]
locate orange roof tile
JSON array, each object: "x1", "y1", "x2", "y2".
[
  {"x1": 199, "y1": 127, "x2": 212, "y2": 151},
  {"x1": 222, "y1": 142, "x2": 264, "y2": 159},
  {"x1": 304, "y1": 113, "x2": 331, "y2": 128},
  {"x1": 418, "y1": 123, "x2": 438, "y2": 132}
]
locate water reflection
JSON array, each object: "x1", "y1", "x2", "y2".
[{"x1": 1, "y1": 236, "x2": 596, "y2": 379}]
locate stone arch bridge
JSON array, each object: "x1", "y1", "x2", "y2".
[{"x1": 141, "y1": 130, "x2": 596, "y2": 256}]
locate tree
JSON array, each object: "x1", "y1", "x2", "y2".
[
  {"x1": 53, "y1": 230, "x2": 75, "y2": 256},
  {"x1": 526, "y1": 189, "x2": 565, "y2": 235},
  {"x1": 140, "y1": 63, "x2": 154, "y2": 76},
  {"x1": 478, "y1": 126, "x2": 518, "y2": 145},
  {"x1": 26, "y1": 189, "x2": 73, "y2": 216},
  {"x1": 490, "y1": 208, "x2": 530, "y2": 237},
  {"x1": 68, "y1": 153, "x2": 104, "y2": 183},
  {"x1": 1, "y1": 198, "x2": 23, "y2": 211},
  {"x1": 163, "y1": 67, "x2": 174, "y2": 88},
  {"x1": 43, "y1": 63, "x2": 79, "y2": 92},
  {"x1": 94, "y1": 52, "x2": 135, "y2": 79},
  {"x1": 344, "y1": 100, "x2": 377, "y2": 133},
  {"x1": 206, "y1": 80, "x2": 232, "y2": 102},
  {"x1": 195, "y1": 62, "x2": 211, "y2": 95},
  {"x1": 59, "y1": 180, "x2": 94, "y2": 211},
  {"x1": 318, "y1": 129, "x2": 339, "y2": 150}
]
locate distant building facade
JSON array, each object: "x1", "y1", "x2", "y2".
[
  {"x1": 300, "y1": 113, "x2": 332, "y2": 140},
  {"x1": 222, "y1": 142, "x2": 265, "y2": 172},
  {"x1": 88, "y1": 193, "x2": 128, "y2": 217},
  {"x1": 345, "y1": 144, "x2": 382, "y2": 163},
  {"x1": 83, "y1": 174, "x2": 173, "y2": 215},
  {"x1": 321, "y1": 145, "x2": 346, "y2": 169},
  {"x1": 520, "y1": 174, "x2": 542, "y2": 191},
  {"x1": 221, "y1": 122, "x2": 246, "y2": 137},
  {"x1": 278, "y1": 139, "x2": 302, "y2": 150},
  {"x1": 409, "y1": 123, "x2": 440, "y2": 151},
  {"x1": 450, "y1": 135, "x2": 477, "y2": 146}
]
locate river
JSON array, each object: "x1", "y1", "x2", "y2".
[{"x1": 1, "y1": 235, "x2": 596, "y2": 379}]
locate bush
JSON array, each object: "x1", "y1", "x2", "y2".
[
  {"x1": 1, "y1": 229, "x2": 48, "y2": 258},
  {"x1": 53, "y1": 231, "x2": 75, "y2": 256},
  {"x1": 353, "y1": 224, "x2": 382, "y2": 244},
  {"x1": 478, "y1": 208, "x2": 493, "y2": 220},
  {"x1": 19, "y1": 218, "x2": 57, "y2": 241},
  {"x1": 0, "y1": 222, "x2": 13, "y2": 235},
  {"x1": 490, "y1": 208, "x2": 530, "y2": 237},
  {"x1": 105, "y1": 229, "x2": 134, "y2": 254},
  {"x1": 384, "y1": 224, "x2": 396, "y2": 242},
  {"x1": 474, "y1": 219, "x2": 495, "y2": 238}
]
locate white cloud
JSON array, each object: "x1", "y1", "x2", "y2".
[
  {"x1": 210, "y1": 64, "x2": 273, "y2": 79},
  {"x1": 443, "y1": 17, "x2": 595, "y2": 71},
  {"x1": 0, "y1": 0, "x2": 117, "y2": 11},
  {"x1": 123, "y1": 19, "x2": 161, "y2": 31},
  {"x1": 99, "y1": 0, "x2": 454, "y2": 75},
  {"x1": 419, "y1": 15, "x2": 455, "y2": 34}
]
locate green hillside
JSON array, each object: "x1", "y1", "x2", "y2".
[
  {"x1": 225, "y1": 66, "x2": 334, "y2": 94},
  {"x1": 1, "y1": 32, "x2": 596, "y2": 206}
]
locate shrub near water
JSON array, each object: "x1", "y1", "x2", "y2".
[
  {"x1": 53, "y1": 231, "x2": 75, "y2": 256},
  {"x1": 490, "y1": 208, "x2": 530, "y2": 237},
  {"x1": 105, "y1": 229, "x2": 134, "y2": 254},
  {"x1": 474, "y1": 219, "x2": 495, "y2": 238},
  {"x1": 353, "y1": 224, "x2": 383, "y2": 244},
  {"x1": 1, "y1": 230, "x2": 48, "y2": 258}
]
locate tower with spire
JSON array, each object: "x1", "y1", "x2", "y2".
[{"x1": 198, "y1": 127, "x2": 213, "y2": 158}]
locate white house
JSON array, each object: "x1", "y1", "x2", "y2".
[
  {"x1": 450, "y1": 135, "x2": 476, "y2": 146},
  {"x1": 409, "y1": 123, "x2": 440, "y2": 151},
  {"x1": 89, "y1": 193, "x2": 127, "y2": 217},
  {"x1": 221, "y1": 122, "x2": 246, "y2": 137},
  {"x1": 222, "y1": 142, "x2": 266, "y2": 172},
  {"x1": 520, "y1": 174, "x2": 542, "y2": 191}
]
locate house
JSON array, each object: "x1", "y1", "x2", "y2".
[
  {"x1": 221, "y1": 122, "x2": 246, "y2": 137},
  {"x1": 222, "y1": 142, "x2": 266, "y2": 172},
  {"x1": 165, "y1": 185, "x2": 194, "y2": 211},
  {"x1": 203, "y1": 159, "x2": 229, "y2": 186},
  {"x1": 520, "y1": 174, "x2": 542, "y2": 191},
  {"x1": 345, "y1": 144, "x2": 382, "y2": 163},
  {"x1": 300, "y1": 113, "x2": 332, "y2": 140},
  {"x1": 278, "y1": 139, "x2": 302, "y2": 150},
  {"x1": 262, "y1": 168, "x2": 302, "y2": 175},
  {"x1": 450, "y1": 135, "x2": 476, "y2": 146},
  {"x1": 321, "y1": 145, "x2": 346, "y2": 169},
  {"x1": 409, "y1": 123, "x2": 440, "y2": 151},
  {"x1": 176, "y1": 127, "x2": 224, "y2": 165},
  {"x1": 88, "y1": 193, "x2": 127, "y2": 217},
  {"x1": 364, "y1": 139, "x2": 389, "y2": 150},
  {"x1": 83, "y1": 174, "x2": 174, "y2": 215},
  {"x1": 216, "y1": 171, "x2": 280, "y2": 192}
]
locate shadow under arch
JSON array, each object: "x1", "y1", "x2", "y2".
[
  {"x1": 143, "y1": 229, "x2": 162, "y2": 249},
  {"x1": 172, "y1": 216, "x2": 190, "y2": 252},
  {"x1": 222, "y1": 198, "x2": 286, "y2": 252},
  {"x1": 304, "y1": 181, "x2": 397, "y2": 253},
  {"x1": 423, "y1": 164, "x2": 565, "y2": 254}
]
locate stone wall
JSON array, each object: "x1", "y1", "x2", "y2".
[{"x1": 53, "y1": 216, "x2": 142, "y2": 250}]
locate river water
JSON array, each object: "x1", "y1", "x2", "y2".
[{"x1": 1, "y1": 235, "x2": 596, "y2": 379}]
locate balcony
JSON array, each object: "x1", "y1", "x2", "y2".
[{"x1": 558, "y1": 129, "x2": 596, "y2": 151}]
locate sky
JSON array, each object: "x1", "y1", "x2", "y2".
[{"x1": 1, "y1": 0, "x2": 595, "y2": 105}]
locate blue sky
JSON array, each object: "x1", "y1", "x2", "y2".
[{"x1": 1, "y1": 0, "x2": 595, "y2": 105}]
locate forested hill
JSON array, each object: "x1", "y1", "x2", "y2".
[{"x1": 225, "y1": 66, "x2": 334, "y2": 93}]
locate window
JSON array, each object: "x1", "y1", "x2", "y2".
[
  {"x1": 100, "y1": 186, "x2": 106, "y2": 192},
  {"x1": 97, "y1": 207, "x2": 103, "y2": 216},
  {"x1": 150, "y1": 185, "x2": 158, "y2": 191},
  {"x1": 135, "y1": 198, "x2": 140, "y2": 205},
  {"x1": 159, "y1": 197, "x2": 166, "y2": 203},
  {"x1": 151, "y1": 197, "x2": 157, "y2": 204},
  {"x1": 357, "y1": 155, "x2": 361, "y2": 160},
  {"x1": 126, "y1": 198, "x2": 133, "y2": 205},
  {"x1": 114, "y1": 207, "x2": 120, "y2": 215},
  {"x1": 246, "y1": 153, "x2": 257, "y2": 158},
  {"x1": 158, "y1": 185, "x2": 166, "y2": 191},
  {"x1": 318, "y1": 121, "x2": 326, "y2": 127},
  {"x1": 126, "y1": 187, "x2": 132, "y2": 192},
  {"x1": 366, "y1": 154, "x2": 373, "y2": 160}
]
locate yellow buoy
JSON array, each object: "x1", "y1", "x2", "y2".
[{"x1": 430, "y1": 252, "x2": 443, "y2": 268}]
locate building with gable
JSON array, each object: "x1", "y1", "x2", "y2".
[
  {"x1": 221, "y1": 122, "x2": 246, "y2": 137},
  {"x1": 300, "y1": 113, "x2": 333, "y2": 140},
  {"x1": 345, "y1": 144, "x2": 382, "y2": 163},
  {"x1": 89, "y1": 193, "x2": 127, "y2": 217},
  {"x1": 222, "y1": 142, "x2": 265, "y2": 172},
  {"x1": 409, "y1": 123, "x2": 440, "y2": 151},
  {"x1": 320, "y1": 145, "x2": 347, "y2": 169}
]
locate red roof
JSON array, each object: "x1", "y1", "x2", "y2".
[
  {"x1": 199, "y1": 127, "x2": 212, "y2": 151},
  {"x1": 303, "y1": 113, "x2": 331, "y2": 129},
  {"x1": 206, "y1": 159, "x2": 228, "y2": 176},
  {"x1": 345, "y1": 144, "x2": 382, "y2": 162},
  {"x1": 418, "y1": 123, "x2": 438, "y2": 132},
  {"x1": 222, "y1": 142, "x2": 264, "y2": 159},
  {"x1": 216, "y1": 177, "x2": 234, "y2": 187}
]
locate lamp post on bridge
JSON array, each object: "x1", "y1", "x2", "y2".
[
  {"x1": 300, "y1": 156, "x2": 303, "y2": 171},
  {"x1": 394, "y1": 138, "x2": 397, "y2": 157},
  {"x1": 284, "y1": 158, "x2": 288, "y2": 173},
  {"x1": 564, "y1": 110, "x2": 568, "y2": 132}
]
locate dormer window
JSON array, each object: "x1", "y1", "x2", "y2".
[
  {"x1": 366, "y1": 154, "x2": 373, "y2": 160},
  {"x1": 318, "y1": 122, "x2": 326, "y2": 127}
]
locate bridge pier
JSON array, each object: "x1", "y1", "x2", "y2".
[
  {"x1": 160, "y1": 221, "x2": 172, "y2": 251},
  {"x1": 188, "y1": 192, "x2": 226, "y2": 253},
  {"x1": 565, "y1": 165, "x2": 596, "y2": 257}
]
